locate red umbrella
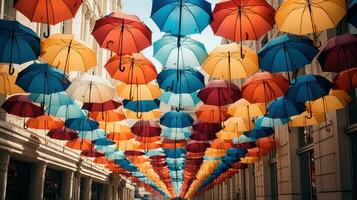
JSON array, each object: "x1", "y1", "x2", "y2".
[
  {"x1": 124, "y1": 150, "x2": 145, "y2": 156},
  {"x1": 47, "y1": 127, "x2": 78, "y2": 140},
  {"x1": 190, "y1": 131, "x2": 217, "y2": 141},
  {"x1": 186, "y1": 142, "x2": 210, "y2": 153},
  {"x1": 242, "y1": 72, "x2": 289, "y2": 104},
  {"x1": 14, "y1": 0, "x2": 83, "y2": 37},
  {"x1": 210, "y1": 0, "x2": 275, "y2": 57},
  {"x1": 198, "y1": 80, "x2": 241, "y2": 106},
  {"x1": 131, "y1": 120, "x2": 162, "y2": 137},
  {"x1": 92, "y1": 12, "x2": 151, "y2": 63},
  {"x1": 82, "y1": 99, "x2": 122, "y2": 112},
  {"x1": 334, "y1": 67, "x2": 357, "y2": 91},
  {"x1": 1, "y1": 94, "x2": 44, "y2": 127},
  {"x1": 192, "y1": 121, "x2": 222, "y2": 134},
  {"x1": 81, "y1": 149, "x2": 104, "y2": 157}
]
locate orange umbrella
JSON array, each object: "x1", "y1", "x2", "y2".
[
  {"x1": 105, "y1": 53, "x2": 157, "y2": 84},
  {"x1": 196, "y1": 105, "x2": 231, "y2": 123},
  {"x1": 136, "y1": 136, "x2": 162, "y2": 143},
  {"x1": 100, "y1": 121, "x2": 131, "y2": 133},
  {"x1": 26, "y1": 114, "x2": 64, "y2": 130},
  {"x1": 108, "y1": 132, "x2": 135, "y2": 141},
  {"x1": 65, "y1": 138, "x2": 93, "y2": 150},
  {"x1": 334, "y1": 67, "x2": 357, "y2": 91},
  {"x1": 94, "y1": 157, "x2": 114, "y2": 165},
  {"x1": 89, "y1": 109, "x2": 126, "y2": 122},
  {"x1": 139, "y1": 142, "x2": 162, "y2": 150},
  {"x1": 210, "y1": 139, "x2": 234, "y2": 149}
]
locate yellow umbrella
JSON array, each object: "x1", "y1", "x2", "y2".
[
  {"x1": 308, "y1": 89, "x2": 351, "y2": 113},
  {"x1": 40, "y1": 34, "x2": 96, "y2": 73},
  {"x1": 289, "y1": 111, "x2": 325, "y2": 127},
  {"x1": 205, "y1": 148, "x2": 227, "y2": 157},
  {"x1": 223, "y1": 117, "x2": 255, "y2": 132},
  {"x1": 116, "y1": 139, "x2": 140, "y2": 151},
  {"x1": 276, "y1": 0, "x2": 346, "y2": 46},
  {"x1": 202, "y1": 43, "x2": 259, "y2": 80},
  {"x1": 0, "y1": 66, "x2": 24, "y2": 95},
  {"x1": 125, "y1": 109, "x2": 161, "y2": 120},
  {"x1": 228, "y1": 98, "x2": 266, "y2": 119},
  {"x1": 216, "y1": 130, "x2": 242, "y2": 140},
  {"x1": 99, "y1": 121, "x2": 131, "y2": 133},
  {"x1": 117, "y1": 82, "x2": 162, "y2": 101},
  {"x1": 240, "y1": 156, "x2": 259, "y2": 164}
]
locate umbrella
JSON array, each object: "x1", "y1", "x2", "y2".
[
  {"x1": 1, "y1": 95, "x2": 44, "y2": 127},
  {"x1": 29, "y1": 92, "x2": 73, "y2": 106},
  {"x1": 255, "y1": 116, "x2": 290, "y2": 128},
  {"x1": 242, "y1": 72, "x2": 290, "y2": 104},
  {"x1": 131, "y1": 120, "x2": 162, "y2": 137},
  {"x1": 258, "y1": 34, "x2": 319, "y2": 82},
  {"x1": 14, "y1": 0, "x2": 82, "y2": 37},
  {"x1": 210, "y1": 139, "x2": 233, "y2": 149},
  {"x1": 267, "y1": 97, "x2": 305, "y2": 119},
  {"x1": 65, "y1": 117, "x2": 99, "y2": 131},
  {"x1": 216, "y1": 130, "x2": 242, "y2": 140},
  {"x1": 81, "y1": 149, "x2": 104, "y2": 158},
  {"x1": 82, "y1": 99, "x2": 122, "y2": 112},
  {"x1": 92, "y1": 12, "x2": 151, "y2": 56},
  {"x1": 40, "y1": 34, "x2": 96, "y2": 74},
  {"x1": 105, "y1": 53, "x2": 157, "y2": 83},
  {"x1": 46, "y1": 103, "x2": 85, "y2": 119},
  {"x1": 66, "y1": 74, "x2": 115, "y2": 103},
  {"x1": 228, "y1": 98, "x2": 266, "y2": 119},
  {"x1": 202, "y1": 43, "x2": 259, "y2": 80},
  {"x1": 151, "y1": 0, "x2": 212, "y2": 36},
  {"x1": 78, "y1": 129, "x2": 106, "y2": 141},
  {"x1": 0, "y1": 66, "x2": 24, "y2": 95},
  {"x1": 198, "y1": 80, "x2": 241, "y2": 106},
  {"x1": 89, "y1": 109, "x2": 126, "y2": 122},
  {"x1": 125, "y1": 109, "x2": 161, "y2": 120},
  {"x1": 348, "y1": 0, "x2": 357, "y2": 27},
  {"x1": 210, "y1": 0, "x2": 275, "y2": 57},
  {"x1": 123, "y1": 99, "x2": 160, "y2": 112},
  {"x1": 16, "y1": 63, "x2": 71, "y2": 95},
  {"x1": 192, "y1": 121, "x2": 222, "y2": 135},
  {"x1": 190, "y1": 131, "x2": 216, "y2": 141},
  {"x1": 159, "y1": 91, "x2": 200, "y2": 107},
  {"x1": 244, "y1": 127, "x2": 274, "y2": 139},
  {"x1": 93, "y1": 138, "x2": 115, "y2": 146},
  {"x1": 196, "y1": 105, "x2": 231, "y2": 123},
  {"x1": 275, "y1": 0, "x2": 346, "y2": 46},
  {"x1": 285, "y1": 75, "x2": 333, "y2": 117},
  {"x1": 107, "y1": 131, "x2": 135, "y2": 141},
  {"x1": 136, "y1": 136, "x2": 162, "y2": 143},
  {"x1": 153, "y1": 34, "x2": 208, "y2": 69},
  {"x1": 289, "y1": 111, "x2": 325, "y2": 127},
  {"x1": 160, "y1": 111, "x2": 193, "y2": 128},
  {"x1": 47, "y1": 127, "x2": 78, "y2": 140},
  {"x1": 117, "y1": 139, "x2": 141, "y2": 151},
  {"x1": 157, "y1": 68, "x2": 205, "y2": 94},
  {"x1": 334, "y1": 67, "x2": 357, "y2": 91},
  {"x1": 26, "y1": 114, "x2": 64, "y2": 130},
  {"x1": 65, "y1": 138, "x2": 94, "y2": 151},
  {"x1": 117, "y1": 82, "x2": 162, "y2": 101},
  {"x1": 162, "y1": 128, "x2": 191, "y2": 140},
  {"x1": 0, "y1": 19, "x2": 40, "y2": 74},
  {"x1": 100, "y1": 121, "x2": 131, "y2": 134},
  {"x1": 223, "y1": 117, "x2": 254, "y2": 132}
]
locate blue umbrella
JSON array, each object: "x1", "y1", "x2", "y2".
[
  {"x1": 255, "y1": 115, "x2": 290, "y2": 128},
  {"x1": 244, "y1": 127, "x2": 274, "y2": 139},
  {"x1": 285, "y1": 75, "x2": 333, "y2": 117},
  {"x1": 92, "y1": 138, "x2": 115, "y2": 146},
  {"x1": 0, "y1": 19, "x2": 40, "y2": 74},
  {"x1": 154, "y1": 34, "x2": 208, "y2": 69},
  {"x1": 16, "y1": 63, "x2": 70, "y2": 94},
  {"x1": 29, "y1": 92, "x2": 73, "y2": 106},
  {"x1": 78, "y1": 129, "x2": 106, "y2": 140},
  {"x1": 65, "y1": 117, "x2": 99, "y2": 131},
  {"x1": 123, "y1": 99, "x2": 160, "y2": 112},
  {"x1": 160, "y1": 111, "x2": 193, "y2": 128},
  {"x1": 157, "y1": 68, "x2": 204, "y2": 94},
  {"x1": 159, "y1": 91, "x2": 200, "y2": 107},
  {"x1": 226, "y1": 148, "x2": 246, "y2": 158},
  {"x1": 348, "y1": 0, "x2": 357, "y2": 27},
  {"x1": 46, "y1": 103, "x2": 85, "y2": 119},
  {"x1": 145, "y1": 149, "x2": 164, "y2": 157},
  {"x1": 161, "y1": 128, "x2": 191, "y2": 140},
  {"x1": 267, "y1": 97, "x2": 305, "y2": 119},
  {"x1": 258, "y1": 34, "x2": 319, "y2": 82},
  {"x1": 151, "y1": 0, "x2": 212, "y2": 36}
]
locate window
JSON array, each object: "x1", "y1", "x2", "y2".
[
  {"x1": 91, "y1": 182, "x2": 104, "y2": 200},
  {"x1": 300, "y1": 150, "x2": 316, "y2": 200},
  {"x1": 349, "y1": 89, "x2": 357, "y2": 124},
  {"x1": 44, "y1": 168, "x2": 62, "y2": 200},
  {"x1": 6, "y1": 159, "x2": 32, "y2": 200},
  {"x1": 270, "y1": 162, "x2": 278, "y2": 200},
  {"x1": 299, "y1": 126, "x2": 314, "y2": 147}
]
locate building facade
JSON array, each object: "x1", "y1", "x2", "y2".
[
  {"x1": 192, "y1": 0, "x2": 357, "y2": 200},
  {"x1": 0, "y1": 0, "x2": 136, "y2": 200}
]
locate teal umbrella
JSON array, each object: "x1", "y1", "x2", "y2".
[
  {"x1": 78, "y1": 129, "x2": 106, "y2": 140},
  {"x1": 255, "y1": 115, "x2": 290, "y2": 128},
  {"x1": 46, "y1": 103, "x2": 85, "y2": 119},
  {"x1": 159, "y1": 91, "x2": 200, "y2": 107},
  {"x1": 29, "y1": 92, "x2": 73, "y2": 106}
]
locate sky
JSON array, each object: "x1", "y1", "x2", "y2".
[{"x1": 121, "y1": 0, "x2": 223, "y2": 70}]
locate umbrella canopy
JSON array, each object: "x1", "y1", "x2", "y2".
[
  {"x1": 160, "y1": 111, "x2": 194, "y2": 128},
  {"x1": 65, "y1": 138, "x2": 94, "y2": 151},
  {"x1": 216, "y1": 130, "x2": 242, "y2": 140},
  {"x1": 223, "y1": 117, "x2": 254, "y2": 133},
  {"x1": 258, "y1": 34, "x2": 319, "y2": 78},
  {"x1": 92, "y1": 12, "x2": 151, "y2": 55},
  {"x1": 123, "y1": 99, "x2": 160, "y2": 112},
  {"x1": 334, "y1": 67, "x2": 357, "y2": 91},
  {"x1": 289, "y1": 111, "x2": 325, "y2": 127},
  {"x1": 190, "y1": 131, "x2": 216, "y2": 141},
  {"x1": 89, "y1": 109, "x2": 126, "y2": 122},
  {"x1": 117, "y1": 82, "x2": 162, "y2": 101},
  {"x1": 82, "y1": 100, "x2": 122, "y2": 112},
  {"x1": 1, "y1": 95, "x2": 44, "y2": 118},
  {"x1": 0, "y1": 67, "x2": 24, "y2": 95},
  {"x1": 66, "y1": 74, "x2": 115, "y2": 103},
  {"x1": 131, "y1": 120, "x2": 162, "y2": 137},
  {"x1": 47, "y1": 127, "x2": 78, "y2": 140},
  {"x1": 0, "y1": 20, "x2": 40, "y2": 74},
  {"x1": 154, "y1": 34, "x2": 207, "y2": 69},
  {"x1": 14, "y1": 0, "x2": 82, "y2": 37},
  {"x1": 210, "y1": 0, "x2": 275, "y2": 48},
  {"x1": 105, "y1": 53, "x2": 157, "y2": 84},
  {"x1": 267, "y1": 97, "x2": 306, "y2": 119},
  {"x1": 78, "y1": 129, "x2": 106, "y2": 141},
  {"x1": 65, "y1": 117, "x2": 99, "y2": 131},
  {"x1": 159, "y1": 91, "x2": 201, "y2": 107},
  {"x1": 228, "y1": 98, "x2": 266, "y2": 119},
  {"x1": 151, "y1": 0, "x2": 212, "y2": 36},
  {"x1": 157, "y1": 68, "x2": 205, "y2": 94},
  {"x1": 162, "y1": 128, "x2": 191, "y2": 140},
  {"x1": 29, "y1": 92, "x2": 73, "y2": 106},
  {"x1": 81, "y1": 149, "x2": 104, "y2": 158},
  {"x1": 196, "y1": 105, "x2": 231, "y2": 123},
  {"x1": 202, "y1": 43, "x2": 259, "y2": 80},
  {"x1": 276, "y1": 0, "x2": 346, "y2": 46},
  {"x1": 26, "y1": 114, "x2": 64, "y2": 130},
  {"x1": 318, "y1": 34, "x2": 357, "y2": 73},
  {"x1": 107, "y1": 131, "x2": 135, "y2": 141},
  {"x1": 242, "y1": 72, "x2": 290, "y2": 104},
  {"x1": 46, "y1": 103, "x2": 85, "y2": 119},
  {"x1": 244, "y1": 127, "x2": 274, "y2": 139},
  {"x1": 125, "y1": 109, "x2": 161, "y2": 120},
  {"x1": 255, "y1": 116, "x2": 290, "y2": 128},
  {"x1": 198, "y1": 80, "x2": 241, "y2": 106},
  {"x1": 308, "y1": 90, "x2": 351, "y2": 113},
  {"x1": 192, "y1": 121, "x2": 222, "y2": 135},
  {"x1": 16, "y1": 63, "x2": 71, "y2": 94},
  {"x1": 348, "y1": 0, "x2": 357, "y2": 27}
]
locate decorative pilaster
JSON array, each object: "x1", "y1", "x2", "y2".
[
  {"x1": 0, "y1": 151, "x2": 10, "y2": 200},
  {"x1": 82, "y1": 177, "x2": 92, "y2": 200},
  {"x1": 30, "y1": 162, "x2": 47, "y2": 200},
  {"x1": 62, "y1": 170, "x2": 74, "y2": 200}
]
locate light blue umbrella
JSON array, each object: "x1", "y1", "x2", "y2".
[
  {"x1": 106, "y1": 151, "x2": 125, "y2": 160},
  {"x1": 78, "y1": 129, "x2": 106, "y2": 140},
  {"x1": 145, "y1": 148, "x2": 164, "y2": 157},
  {"x1": 159, "y1": 91, "x2": 200, "y2": 107},
  {"x1": 161, "y1": 129, "x2": 191, "y2": 140},
  {"x1": 29, "y1": 92, "x2": 73, "y2": 106},
  {"x1": 96, "y1": 144, "x2": 116, "y2": 153},
  {"x1": 255, "y1": 115, "x2": 290, "y2": 128},
  {"x1": 154, "y1": 34, "x2": 207, "y2": 69},
  {"x1": 46, "y1": 103, "x2": 85, "y2": 119}
]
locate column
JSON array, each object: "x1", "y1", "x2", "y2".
[
  {"x1": 73, "y1": 172, "x2": 81, "y2": 200},
  {"x1": 0, "y1": 151, "x2": 10, "y2": 200},
  {"x1": 82, "y1": 177, "x2": 92, "y2": 200},
  {"x1": 62, "y1": 171, "x2": 74, "y2": 200},
  {"x1": 104, "y1": 184, "x2": 113, "y2": 200},
  {"x1": 30, "y1": 162, "x2": 47, "y2": 200}
]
